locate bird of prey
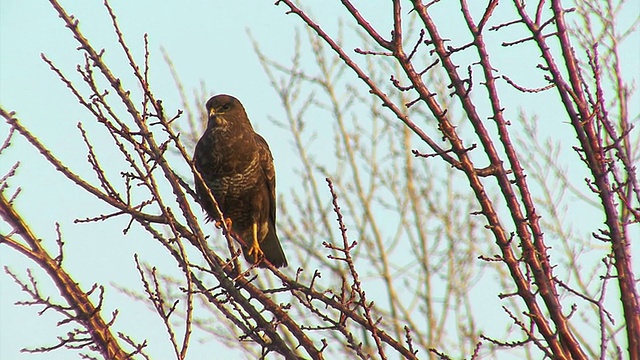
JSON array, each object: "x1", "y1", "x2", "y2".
[{"x1": 193, "y1": 94, "x2": 287, "y2": 268}]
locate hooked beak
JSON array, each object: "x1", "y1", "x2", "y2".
[{"x1": 208, "y1": 108, "x2": 227, "y2": 127}]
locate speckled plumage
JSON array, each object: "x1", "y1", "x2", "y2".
[{"x1": 193, "y1": 94, "x2": 287, "y2": 268}]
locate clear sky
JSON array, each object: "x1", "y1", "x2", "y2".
[{"x1": 1, "y1": 1, "x2": 639, "y2": 359}]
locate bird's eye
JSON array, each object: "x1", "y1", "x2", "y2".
[{"x1": 221, "y1": 103, "x2": 231, "y2": 112}]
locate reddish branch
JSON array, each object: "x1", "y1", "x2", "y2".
[
  {"x1": 408, "y1": 2, "x2": 583, "y2": 357},
  {"x1": 515, "y1": 0, "x2": 640, "y2": 357},
  {"x1": 275, "y1": 0, "x2": 464, "y2": 174},
  {"x1": 325, "y1": 178, "x2": 386, "y2": 359},
  {"x1": 0, "y1": 183, "x2": 130, "y2": 359}
]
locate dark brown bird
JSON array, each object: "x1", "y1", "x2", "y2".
[{"x1": 193, "y1": 94, "x2": 287, "y2": 268}]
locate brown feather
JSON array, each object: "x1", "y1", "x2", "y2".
[{"x1": 193, "y1": 94, "x2": 287, "y2": 268}]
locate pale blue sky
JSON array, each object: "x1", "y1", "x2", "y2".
[{"x1": 1, "y1": 1, "x2": 638, "y2": 359}]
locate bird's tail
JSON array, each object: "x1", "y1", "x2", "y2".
[{"x1": 258, "y1": 222, "x2": 287, "y2": 268}]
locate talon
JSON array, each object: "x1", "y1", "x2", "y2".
[
  {"x1": 215, "y1": 218, "x2": 233, "y2": 232},
  {"x1": 246, "y1": 243, "x2": 264, "y2": 259},
  {"x1": 246, "y1": 222, "x2": 264, "y2": 263}
]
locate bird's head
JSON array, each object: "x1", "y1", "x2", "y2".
[{"x1": 205, "y1": 94, "x2": 252, "y2": 131}]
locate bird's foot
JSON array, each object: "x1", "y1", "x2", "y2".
[
  {"x1": 246, "y1": 222, "x2": 264, "y2": 264},
  {"x1": 246, "y1": 242, "x2": 264, "y2": 263},
  {"x1": 215, "y1": 218, "x2": 233, "y2": 233}
]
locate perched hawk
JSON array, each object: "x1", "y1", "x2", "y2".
[{"x1": 193, "y1": 94, "x2": 287, "y2": 268}]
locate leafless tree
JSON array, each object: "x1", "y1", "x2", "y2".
[{"x1": 1, "y1": 0, "x2": 638, "y2": 359}]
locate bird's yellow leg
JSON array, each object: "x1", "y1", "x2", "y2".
[{"x1": 246, "y1": 222, "x2": 264, "y2": 261}]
